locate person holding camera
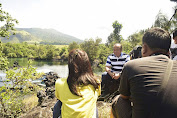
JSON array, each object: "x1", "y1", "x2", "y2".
[{"x1": 111, "y1": 27, "x2": 177, "y2": 118}]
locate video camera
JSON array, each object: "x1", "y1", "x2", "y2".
[{"x1": 129, "y1": 45, "x2": 142, "y2": 60}]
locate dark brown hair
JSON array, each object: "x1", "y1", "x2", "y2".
[
  {"x1": 143, "y1": 27, "x2": 171, "y2": 52},
  {"x1": 67, "y1": 49, "x2": 100, "y2": 96}
]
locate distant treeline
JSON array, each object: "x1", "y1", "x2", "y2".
[
  {"x1": 1, "y1": 35, "x2": 142, "y2": 71},
  {"x1": 1, "y1": 42, "x2": 69, "y2": 60}
]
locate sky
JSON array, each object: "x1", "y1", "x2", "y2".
[{"x1": 0, "y1": 0, "x2": 176, "y2": 43}]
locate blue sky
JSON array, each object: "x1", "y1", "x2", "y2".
[{"x1": 0, "y1": 0, "x2": 176, "y2": 43}]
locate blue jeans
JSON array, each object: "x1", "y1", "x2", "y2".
[
  {"x1": 53, "y1": 100, "x2": 99, "y2": 118},
  {"x1": 53, "y1": 100, "x2": 62, "y2": 118}
]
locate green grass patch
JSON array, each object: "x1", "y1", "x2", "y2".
[{"x1": 53, "y1": 45, "x2": 68, "y2": 48}]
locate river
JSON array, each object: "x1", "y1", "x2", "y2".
[
  {"x1": 0, "y1": 58, "x2": 69, "y2": 78},
  {"x1": 0, "y1": 58, "x2": 102, "y2": 79}
]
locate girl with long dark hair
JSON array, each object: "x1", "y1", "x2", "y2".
[{"x1": 54, "y1": 49, "x2": 101, "y2": 118}]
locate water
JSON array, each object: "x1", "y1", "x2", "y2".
[
  {"x1": 1, "y1": 58, "x2": 69, "y2": 78},
  {"x1": 0, "y1": 58, "x2": 102, "y2": 83}
]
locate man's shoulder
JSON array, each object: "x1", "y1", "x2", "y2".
[
  {"x1": 121, "y1": 52, "x2": 130, "y2": 58},
  {"x1": 108, "y1": 53, "x2": 115, "y2": 57},
  {"x1": 107, "y1": 53, "x2": 115, "y2": 59},
  {"x1": 125, "y1": 55, "x2": 170, "y2": 67},
  {"x1": 124, "y1": 57, "x2": 149, "y2": 67}
]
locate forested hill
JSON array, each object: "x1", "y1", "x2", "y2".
[{"x1": 0, "y1": 28, "x2": 83, "y2": 45}]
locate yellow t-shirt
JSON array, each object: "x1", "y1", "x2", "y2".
[{"x1": 55, "y1": 78, "x2": 101, "y2": 118}]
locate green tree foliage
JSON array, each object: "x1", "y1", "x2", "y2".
[
  {"x1": 121, "y1": 40, "x2": 133, "y2": 54},
  {"x1": 68, "y1": 42, "x2": 80, "y2": 52},
  {"x1": 1, "y1": 43, "x2": 67, "y2": 60},
  {"x1": 112, "y1": 21, "x2": 123, "y2": 42},
  {"x1": 153, "y1": 7, "x2": 177, "y2": 33},
  {"x1": 127, "y1": 30, "x2": 145, "y2": 49},
  {"x1": 46, "y1": 45, "x2": 55, "y2": 60},
  {"x1": 153, "y1": 11, "x2": 171, "y2": 32},
  {"x1": 107, "y1": 21, "x2": 123, "y2": 45},
  {"x1": 60, "y1": 46, "x2": 68, "y2": 56},
  {"x1": 0, "y1": 53, "x2": 8, "y2": 70},
  {"x1": 80, "y1": 38, "x2": 102, "y2": 63},
  {"x1": 0, "y1": 3, "x2": 18, "y2": 38},
  {"x1": 0, "y1": 3, "x2": 18, "y2": 70},
  {"x1": 0, "y1": 61, "x2": 42, "y2": 117}
]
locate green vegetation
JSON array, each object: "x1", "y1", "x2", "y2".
[
  {"x1": 0, "y1": 2, "x2": 176, "y2": 117},
  {"x1": 153, "y1": 6, "x2": 177, "y2": 33},
  {"x1": 0, "y1": 61, "x2": 43, "y2": 117},
  {"x1": 0, "y1": 3, "x2": 18, "y2": 38},
  {"x1": 1, "y1": 42, "x2": 69, "y2": 61},
  {"x1": 0, "y1": 4, "x2": 42, "y2": 118}
]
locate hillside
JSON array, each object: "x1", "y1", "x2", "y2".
[{"x1": 0, "y1": 28, "x2": 83, "y2": 45}]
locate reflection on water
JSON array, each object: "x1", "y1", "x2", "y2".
[
  {"x1": 36, "y1": 65, "x2": 68, "y2": 78},
  {"x1": 0, "y1": 58, "x2": 102, "y2": 81},
  {"x1": 7, "y1": 58, "x2": 69, "y2": 78},
  {"x1": 8, "y1": 58, "x2": 67, "y2": 67}
]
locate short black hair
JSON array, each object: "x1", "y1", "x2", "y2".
[
  {"x1": 143, "y1": 27, "x2": 171, "y2": 52},
  {"x1": 173, "y1": 29, "x2": 177, "y2": 39}
]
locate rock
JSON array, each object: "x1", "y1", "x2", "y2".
[
  {"x1": 37, "y1": 71, "x2": 60, "y2": 105},
  {"x1": 20, "y1": 98, "x2": 58, "y2": 118},
  {"x1": 20, "y1": 72, "x2": 60, "y2": 118}
]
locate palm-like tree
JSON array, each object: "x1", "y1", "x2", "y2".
[{"x1": 153, "y1": 5, "x2": 177, "y2": 33}]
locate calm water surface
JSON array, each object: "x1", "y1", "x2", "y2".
[
  {"x1": 1, "y1": 58, "x2": 69, "y2": 78},
  {"x1": 0, "y1": 58, "x2": 102, "y2": 81}
]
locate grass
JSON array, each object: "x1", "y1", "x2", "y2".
[
  {"x1": 22, "y1": 94, "x2": 38, "y2": 112},
  {"x1": 97, "y1": 101, "x2": 112, "y2": 118},
  {"x1": 53, "y1": 45, "x2": 68, "y2": 48}
]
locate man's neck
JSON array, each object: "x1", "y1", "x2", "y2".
[
  {"x1": 114, "y1": 53, "x2": 122, "y2": 57},
  {"x1": 150, "y1": 51, "x2": 168, "y2": 56}
]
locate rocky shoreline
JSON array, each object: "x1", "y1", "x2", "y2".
[{"x1": 20, "y1": 72, "x2": 111, "y2": 118}]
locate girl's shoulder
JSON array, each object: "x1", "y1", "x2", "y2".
[{"x1": 56, "y1": 78, "x2": 67, "y2": 85}]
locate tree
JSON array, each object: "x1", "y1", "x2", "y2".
[
  {"x1": 107, "y1": 21, "x2": 123, "y2": 45},
  {"x1": 81, "y1": 38, "x2": 102, "y2": 63},
  {"x1": 127, "y1": 30, "x2": 145, "y2": 49},
  {"x1": 121, "y1": 40, "x2": 132, "y2": 54},
  {"x1": 0, "y1": 4, "x2": 42, "y2": 118},
  {"x1": 153, "y1": 7, "x2": 177, "y2": 33},
  {"x1": 153, "y1": 11, "x2": 170, "y2": 32},
  {"x1": 0, "y1": 3, "x2": 18, "y2": 70},
  {"x1": 0, "y1": 61, "x2": 42, "y2": 117},
  {"x1": 0, "y1": 3, "x2": 18, "y2": 38},
  {"x1": 112, "y1": 20, "x2": 123, "y2": 42},
  {"x1": 68, "y1": 42, "x2": 80, "y2": 52}
]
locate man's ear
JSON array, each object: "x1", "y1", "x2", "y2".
[
  {"x1": 167, "y1": 50, "x2": 171, "y2": 58},
  {"x1": 142, "y1": 43, "x2": 148, "y2": 57}
]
